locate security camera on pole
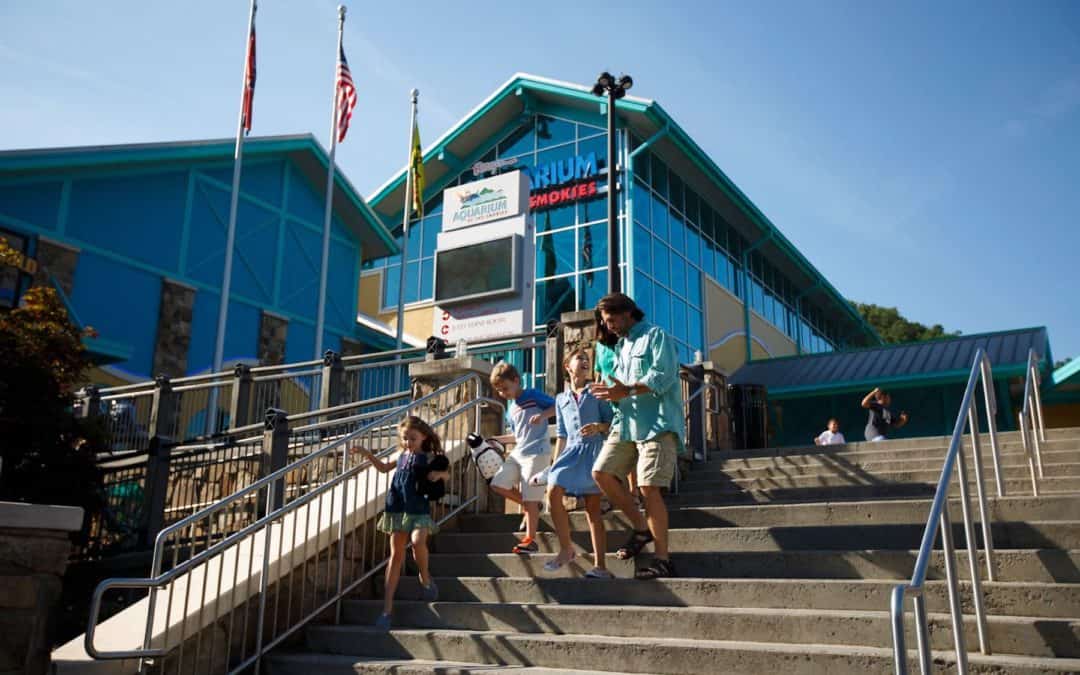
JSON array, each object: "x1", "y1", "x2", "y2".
[{"x1": 591, "y1": 71, "x2": 633, "y2": 294}]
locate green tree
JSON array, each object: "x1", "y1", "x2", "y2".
[
  {"x1": 850, "y1": 301, "x2": 960, "y2": 345},
  {"x1": 0, "y1": 285, "x2": 106, "y2": 512}
]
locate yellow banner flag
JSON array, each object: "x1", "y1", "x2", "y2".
[{"x1": 409, "y1": 120, "x2": 425, "y2": 218}]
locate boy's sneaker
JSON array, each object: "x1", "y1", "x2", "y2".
[
  {"x1": 512, "y1": 537, "x2": 539, "y2": 555},
  {"x1": 374, "y1": 612, "x2": 392, "y2": 632}
]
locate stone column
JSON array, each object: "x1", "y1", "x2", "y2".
[
  {"x1": 700, "y1": 361, "x2": 731, "y2": 451},
  {"x1": 409, "y1": 356, "x2": 500, "y2": 513},
  {"x1": 557, "y1": 310, "x2": 598, "y2": 394},
  {"x1": 30, "y1": 236, "x2": 79, "y2": 296},
  {"x1": 258, "y1": 311, "x2": 289, "y2": 366},
  {"x1": 340, "y1": 337, "x2": 366, "y2": 358},
  {"x1": 151, "y1": 278, "x2": 196, "y2": 378},
  {"x1": 0, "y1": 502, "x2": 83, "y2": 675}
]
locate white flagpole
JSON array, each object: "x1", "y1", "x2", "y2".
[
  {"x1": 394, "y1": 89, "x2": 419, "y2": 352},
  {"x1": 208, "y1": 0, "x2": 256, "y2": 435},
  {"x1": 314, "y1": 5, "x2": 347, "y2": 359}
]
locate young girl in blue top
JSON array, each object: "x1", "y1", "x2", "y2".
[
  {"x1": 355, "y1": 416, "x2": 449, "y2": 631},
  {"x1": 541, "y1": 347, "x2": 615, "y2": 577}
]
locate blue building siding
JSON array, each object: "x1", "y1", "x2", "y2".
[{"x1": 0, "y1": 141, "x2": 384, "y2": 380}]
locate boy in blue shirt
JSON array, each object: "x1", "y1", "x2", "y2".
[{"x1": 489, "y1": 361, "x2": 556, "y2": 554}]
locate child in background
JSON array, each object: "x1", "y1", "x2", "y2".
[
  {"x1": 541, "y1": 347, "x2": 614, "y2": 577},
  {"x1": 355, "y1": 416, "x2": 449, "y2": 631},
  {"x1": 814, "y1": 418, "x2": 846, "y2": 446},
  {"x1": 488, "y1": 362, "x2": 556, "y2": 555}
]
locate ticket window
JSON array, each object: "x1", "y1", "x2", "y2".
[{"x1": 0, "y1": 228, "x2": 33, "y2": 310}]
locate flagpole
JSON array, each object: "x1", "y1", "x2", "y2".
[
  {"x1": 209, "y1": 0, "x2": 256, "y2": 435},
  {"x1": 314, "y1": 5, "x2": 347, "y2": 360},
  {"x1": 394, "y1": 89, "x2": 419, "y2": 352}
]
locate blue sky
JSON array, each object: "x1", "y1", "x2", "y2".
[{"x1": 2, "y1": 0, "x2": 1078, "y2": 360}]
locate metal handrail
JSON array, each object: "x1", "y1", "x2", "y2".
[
  {"x1": 889, "y1": 349, "x2": 1006, "y2": 674},
  {"x1": 1017, "y1": 348, "x2": 1046, "y2": 495},
  {"x1": 85, "y1": 372, "x2": 486, "y2": 665}
]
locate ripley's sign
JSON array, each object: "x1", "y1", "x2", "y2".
[{"x1": 526, "y1": 151, "x2": 604, "y2": 211}]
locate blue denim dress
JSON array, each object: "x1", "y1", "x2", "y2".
[{"x1": 550, "y1": 386, "x2": 614, "y2": 497}]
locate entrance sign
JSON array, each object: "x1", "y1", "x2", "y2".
[{"x1": 442, "y1": 171, "x2": 525, "y2": 232}]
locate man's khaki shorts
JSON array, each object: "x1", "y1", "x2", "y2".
[{"x1": 592, "y1": 429, "x2": 679, "y2": 488}]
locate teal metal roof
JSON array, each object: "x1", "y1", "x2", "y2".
[
  {"x1": 367, "y1": 73, "x2": 879, "y2": 347},
  {"x1": 728, "y1": 327, "x2": 1050, "y2": 398},
  {"x1": 1052, "y1": 357, "x2": 1080, "y2": 391},
  {"x1": 0, "y1": 134, "x2": 399, "y2": 259}
]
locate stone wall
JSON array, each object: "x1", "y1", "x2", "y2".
[
  {"x1": 0, "y1": 502, "x2": 82, "y2": 675},
  {"x1": 30, "y1": 237, "x2": 79, "y2": 297},
  {"x1": 151, "y1": 279, "x2": 196, "y2": 378},
  {"x1": 258, "y1": 311, "x2": 289, "y2": 366}
]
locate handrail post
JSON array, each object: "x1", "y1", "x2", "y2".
[
  {"x1": 967, "y1": 406, "x2": 997, "y2": 583},
  {"x1": 1029, "y1": 403, "x2": 1045, "y2": 479},
  {"x1": 890, "y1": 585, "x2": 908, "y2": 675},
  {"x1": 979, "y1": 357, "x2": 1005, "y2": 497},
  {"x1": 1019, "y1": 411, "x2": 1039, "y2": 496},
  {"x1": 141, "y1": 376, "x2": 176, "y2": 548},
  {"x1": 228, "y1": 363, "x2": 254, "y2": 430},
  {"x1": 319, "y1": 350, "x2": 345, "y2": 411},
  {"x1": 939, "y1": 503, "x2": 970, "y2": 674},
  {"x1": 1031, "y1": 358, "x2": 1046, "y2": 443},
  {"x1": 960, "y1": 406, "x2": 991, "y2": 653},
  {"x1": 261, "y1": 408, "x2": 289, "y2": 515}
]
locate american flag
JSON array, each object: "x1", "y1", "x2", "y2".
[
  {"x1": 240, "y1": 25, "x2": 256, "y2": 134},
  {"x1": 335, "y1": 44, "x2": 357, "y2": 142}
]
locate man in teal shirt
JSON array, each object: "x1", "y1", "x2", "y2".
[{"x1": 592, "y1": 293, "x2": 684, "y2": 579}]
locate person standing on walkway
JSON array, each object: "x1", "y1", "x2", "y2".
[
  {"x1": 861, "y1": 387, "x2": 909, "y2": 442},
  {"x1": 591, "y1": 293, "x2": 685, "y2": 579}
]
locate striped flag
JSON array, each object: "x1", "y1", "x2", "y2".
[
  {"x1": 240, "y1": 24, "x2": 256, "y2": 134},
  {"x1": 409, "y1": 119, "x2": 425, "y2": 217},
  {"x1": 335, "y1": 44, "x2": 357, "y2": 142}
]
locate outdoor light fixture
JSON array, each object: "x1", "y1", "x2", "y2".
[{"x1": 591, "y1": 71, "x2": 633, "y2": 293}]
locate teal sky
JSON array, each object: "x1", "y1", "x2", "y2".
[{"x1": 2, "y1": 1, "x2": 1078, "y2": 360}]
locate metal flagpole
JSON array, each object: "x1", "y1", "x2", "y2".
[
  {"x1": 314, "y1": 5, "x2": 347, "y2": 359},
  {"x1": 208, "y1": 0, "x2": 256, "y2": 435},
  {"x1": 394, "y1": 89, "x2": 418, "y2": 353}
]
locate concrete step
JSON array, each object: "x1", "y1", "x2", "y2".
[
  {"x1": 675, "y1": 469, "x2": 1078, "y2": 492},
  {"x1": 387, "y1": 576, "x2": 1080, "y2": 618},
  {"x1": 267, "y1": 653, "x2": 644, "y2": 674},
  {"x1": 665, "y1": 481, "x2": 1078, "y2": 506},
  {"x1": 341, "y1": 601, "x2": 1080, "y2": 658},
  {"x1": 303, "y1": 625, "x2": 1080, "y2": 674},
  {"x1": 708, "y1": 438, "x2": 1078, "y2": 464},
  {"x1": 706, "y1": 447, "x2": 1079, "y2": 472},
  {"x1": 455, "y1": 496, "x2": 1080, "y2": 533},
  {"x1": 433, "y1": 522, "x2": 1080, "y2": 554},
  {"x1": 425, "y1": 548, "x2": 1080, "y2": 582},
  {"x1": 691, "y1": 453, "x2": 1080, "y2": 479}
]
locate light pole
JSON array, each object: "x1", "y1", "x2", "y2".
[{"x1": 591, "y1": 71, "x2": 632, "y2": 294}]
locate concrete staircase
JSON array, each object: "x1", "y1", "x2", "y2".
[{"x1": 266, "y1": 428, "x2": 1080, "y2": 674}]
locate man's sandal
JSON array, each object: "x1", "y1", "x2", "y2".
[
  {"x1": 615, "y1": 529, "x2": 654, "y2": 560},
  {"x1": 635, "y1": 558, "x2": 677, "y2": 580}
]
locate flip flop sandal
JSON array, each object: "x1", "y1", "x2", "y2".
[
  {"x1": 542, "y1": 551, "x2": 576, "y2": 572},
  {"x1": 635, "y1": 558, "x2": 677, "y2": 580},
  {"x1": 584, "y1": 567, "x2": 615, "y2": 579},
  {"x1": 615, "y1": 529, "x2": 654, "y2": 560}
]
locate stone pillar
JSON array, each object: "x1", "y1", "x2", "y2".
[
  {"x1": 0, "y1": 502, "x2": 83, "y2": 675},
  {"x1": 258, "y1": 311, "x2": 289, "y2": 366},
  {"x1": 151, "y1": 278, "x2": 196, "y2": 378},
  {"x1": 557, "y1": 310, "x2": 598, "y2": 393},
  {"x1": 700, "y1": 361, "x2": 731, "y2": 451},
  {"x1": 409, "y1": 356, "x2": 500, "y2": 513},
  {"x1": 30, "y1": 236, "x2": 79, "y2": 297},
  {"x1": 340, "y1": 336, "x2": 366, "y2": 358},
  {"x1": 319, "y1": 350, "x2": 345, "y2": 410}
]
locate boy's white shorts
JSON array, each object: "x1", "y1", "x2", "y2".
[{"x1": 490, "y1": 452, "x2": 551, "y2": 503}]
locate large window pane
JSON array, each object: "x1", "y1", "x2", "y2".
[
  {"x1": 419, "y1": 257, "x2": 433, "y2": 299},
  {"x1": 671, "y1": 252, "x2": 687, "y2": 299},
  {"x1": 578, "y1": 270, "x2": 607, "y2": 313},
  {"x1": 536, "y1": 115, "x2": 576, "y2": 149},
  {"x1": 652, "y1": 285, "x2": 672, "y2": 332},
  {"x1": 580, "y1": 222, "x2": 608, "y2": 271},
  {"x1": 536, "y1": 202, "x2": 575, "y2": 231},
  {"x1": 406, "y1": 219, "x2": 422, "y2": 261},
  {"x1": 685, "y1": 189, "x2": 699, "y2": 228},
  {"x1": 650, "y1": 155, "x2": 667, "y2": 199},
  {"x1": 577, "y1": 193, "x2": 606, "y2": 223},
  {"x1": 632, "y1": 180, "x2": 650, "y2": 230},
  {"x1": 577, "y1": 134, "x2": 607, "y2": 167},
  {"x1": 634, "y1": 271, "x2": 653, "y2": 317},
  {"x1": 633, "y1": 224, "x2": 651, "y2": 276},
  {"x1": 383, "y1": 263, "x2": 400, "y2": 309},
  {"x1": 686, "y1": 224, "x2": 702, "y2": 270},
  {"x1": 669, "y1": 173, "x2": 684, "y2": 214},
  {"x1": 687, "y1": 267, "x2": 701, "y2": 308},
  {"x1": 405, "y1": 260, "x2": 420, "y2": 303},
  {"x1": 651, "y1": 194, "x2": 668, "y2": 240},
  {"x1": 498, "y1": 123, "x2": 535, "y2": 159},
  {"x1": 536, "y1": 229, "x2": 574, "y2": 278},
  {"x1": 688, "y1": 305, "x2": 703, "y2": 351},
  {"x1": 535, "y1": 277, "x2": 576, "y2": 325},
  {"x1": 673, "y1": 301, "x2": 688, "y2": 343},
  {"x1": 668, "y1": 205, "x2": 686, "y2": 254},
  {"x1": 421, "y1": 215, "x2": 440, "y2": 258},
  {"x1": 635, "y1": 149, "x2": 651, "y2": 183},
  {"x1": 652, "y1": 236, "x2": 669, "y2": 287}
]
